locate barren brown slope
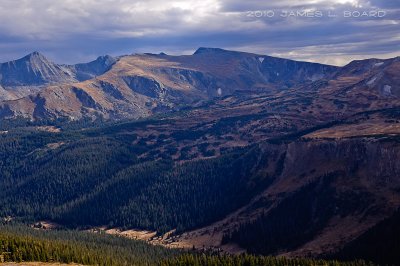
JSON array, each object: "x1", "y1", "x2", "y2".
[{"x1": 0, "y1": 48, "x2": 339, "y2": 120}]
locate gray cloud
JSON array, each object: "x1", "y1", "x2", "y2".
[{"x1": 0, "y1": 0, "x2": 398, "y2": 65}]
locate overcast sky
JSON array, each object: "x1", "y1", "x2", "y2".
[{"x1": 0, "y1": 0, "x2": 399, "y2": 65}]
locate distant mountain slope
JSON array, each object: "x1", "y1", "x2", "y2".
[
  {"x1": 0, "y1": 52, "x2": 76, "y2": 86},
  {"x1": 1, "y1": 48, "x2": 398, "y2": 122},
  {"x1": 332, "y1": 56, "x2": 400, "y2": 97},
  {"x1": 0, "y1": 52, "x2": 116, "y2": 102},
  {"x1": 0, "y1": 48, "x2": 342, "y2": 120},
  {"x1": 177, "y1": 47, "x2": 338, "y2": 88},
  {"x1": 72, "y1": 55, "x2": 117, "y2": 81}
]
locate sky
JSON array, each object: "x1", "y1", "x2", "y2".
[{"x1": 0, "y1": 0, "x2": 399, "y2": 66}]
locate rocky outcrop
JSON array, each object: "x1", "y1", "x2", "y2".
[
  {"x1": 123, "y1": 76, "x2": 166, "y2": 99},
  {"x1": 221, "y1": 138, "x2": 400, "y2": 256},
  {"x1": 72, "y1": 55, "x2": 116, "y2": 81}
]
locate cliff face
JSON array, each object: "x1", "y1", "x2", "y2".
[
  {"x1": 175, "y1": 137, "x2": 400, "y2": 257},
  {"x1": 225, "y1": 137, "x2": 400, "y2": 256},
  {"x1": 283, "y1": 138, "x2": 400, "y2": 185}
]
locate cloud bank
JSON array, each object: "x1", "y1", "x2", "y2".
[{"x1": 0, "y1": 0, "x2": 398, "y2": 65}]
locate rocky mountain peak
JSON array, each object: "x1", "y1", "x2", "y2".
[
  {"x1": 73, "y1": 55, "x2": 116, "y2": 81},
  {"x1": 193, "y1": 47, "x2": 230, "y2": 55},
  {"x1": 22, "y1": 51, "x2": 49, "y2": 63},
  {"x1": 0, "y1": 52, "x2": 74, "y2": 87},
  {"x1": 95, "y1": 55, "x2": 116, "y2": 67}
]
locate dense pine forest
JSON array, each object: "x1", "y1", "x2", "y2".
[
  {"x1": 1, "y1": 117, "x2": 400, "y2": 265},
  {"x1": 222, "y1": 175, "x2": 338, "y2": 255},
  {"x1": 221, "y1": 176, "x2": 400, "y2": 266},
  {"x1": 333, "y1": 208, "x2": 400, "y2": 265},
  {"x1": 0, "y1": 223, "x2": 180, "y2": 265},
  {"x1": 160, "y1": 254, "x2": 375, "y2": 266},
  {"x1": 0, "y1": 224, "x2": 375, "y2": 266},
  {"x1": 0, "y1": 121, "x2": 271, "y2": 233}
]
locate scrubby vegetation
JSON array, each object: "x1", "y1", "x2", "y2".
[{"x1": 0, "y1": 223, "x2": 179, "y2": 265}]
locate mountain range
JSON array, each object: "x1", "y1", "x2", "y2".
[
  {"x1": 0, "y1": 48, "x2": 340, "y2": 120},
  {"x1": 1, "y1": 48, "x2": 398, "y2": 121},
  {"x1": 0, "y1": 52, "x2": 115, "y2": 101},
  {"x1": 0, "y1": 48, "x2": 400, "y2": 265}
]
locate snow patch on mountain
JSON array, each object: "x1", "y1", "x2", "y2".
[
  {"x1": 383, "y1": 85, "x2": 392, "y2": 95},
  {"x1": 367, "y1": 77, "x2": 377, "y2": 85}
]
